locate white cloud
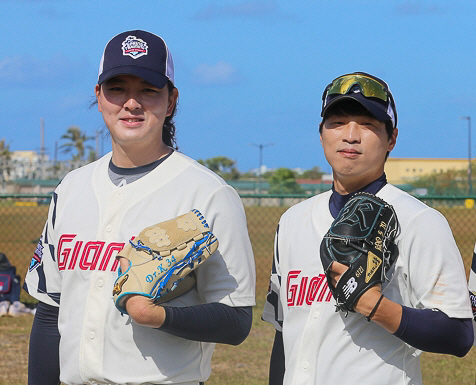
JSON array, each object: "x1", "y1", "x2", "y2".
[
  {"x1": 394, "y1": 1, "x2": 445, "y2": 16},
  {"x1": 0, "y1": 56, "x2": 30, "y2": 83},
  {"x1": 193, "y1": 61, "x2": 241, "y2": 86},
  {"x1": 193, "y1": 0, "x2": 297, "y2": 21},
  {"x1": 0, "y1": 54, "x2": 89, "y2": 88}
]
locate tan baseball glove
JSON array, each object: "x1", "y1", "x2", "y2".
[{"x1": 113, "y1": 209, "x2": 218, "y2": 314}]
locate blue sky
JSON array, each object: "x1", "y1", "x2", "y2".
[{"x1": 1, "y1": 0, "x2": 476, "y2": 174}]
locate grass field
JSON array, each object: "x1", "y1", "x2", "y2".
[
  {"x1": 1, "y1": 301, "x2": 475, "y2": 385},
  {"x1": 0, "y1": 201, "x2": 475, "y2": 384}
]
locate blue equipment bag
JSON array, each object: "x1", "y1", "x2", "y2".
[{"x1": 0, "y1": 253, "x2": 21, "y2": 303}]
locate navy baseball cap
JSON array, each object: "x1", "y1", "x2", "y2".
[
  {"x1": 98, "y1": 30, "x2": 174, "y2": 88},
  {"x1": 321, "y1": 72, "x2": 397, "y2": 128}
]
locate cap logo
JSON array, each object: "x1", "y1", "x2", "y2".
[{"x1": 122, "y1": 35, "x2": 148, "y2": 59}]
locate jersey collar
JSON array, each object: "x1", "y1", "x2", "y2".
[{"x1": 329, "y1": 173, "x2": 387, "y2": 218}]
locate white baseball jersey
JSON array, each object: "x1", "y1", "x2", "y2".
[
  {"x1": 262, "y1": 183, "x2": 472, "y2": 385},
  {"x1": 468, "y1": 242, "x2": 476, "y2": 346},
  {"x1": 25, "y1": 151, "x2": 256, "y2": 385}
]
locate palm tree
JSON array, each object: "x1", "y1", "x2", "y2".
[
  {"x1": 0, "y1": 139, "x2": 11, "y2": 162},
  {"x1": 59, "y1": 126, "x2": 95, "y2": 162},
  {"x1": 0, "y1": 139, "x2": 11, "y2": 192}
]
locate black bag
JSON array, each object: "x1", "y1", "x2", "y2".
[{"x1": 0, "y1": 253, "x2": 21, "y2": 303}]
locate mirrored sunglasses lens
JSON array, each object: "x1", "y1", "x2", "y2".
[{"x1": 327, "y1": 75, "x2": 388, "y2": 101}]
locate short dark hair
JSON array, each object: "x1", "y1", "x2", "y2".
[{"x1": 319, "y1": 99, "x2": 394, "y2": 139}]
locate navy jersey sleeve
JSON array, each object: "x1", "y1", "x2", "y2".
[
  {"x1": 28, "y1": 301, "x2": 61, "y2": 385},
  {"x1": 161, "y1": 303, "x2": 252, "y2": 345},
  {"x1": 394, "y1": 306, "x2": 473, "y2": 357},
  {"x1": 269, "y1": 330, "x2": 285, "y2": 385}
]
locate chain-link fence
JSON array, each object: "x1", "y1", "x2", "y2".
[{"x1": 1, "y1": 194, "x2": 475, "y2": 302}]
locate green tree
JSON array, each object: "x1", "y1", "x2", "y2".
[
  {"x1": 268, "y1": 168, "x2": 304, "y2": 194},
  {"x1": 409, "y1": 165, "x2": 475, "y2": 196},
  {"x1": 222, "y1": 167, "x2": 240, "y2": 180},
  {"x1": 87, "y1": 149, "x2": 98, "y2": 163},
  {"x1": 0, "y1": 139, "x2": 11, "y2": 164},
  {"x1": 204, "y1": 156, "x2": 235, "y2": 173},
  {"x1": 60, "y1": 126, "x2": 94, "y2": 162},
  {"x1": 198, "y1": 156, "x2": 240, "y2": 179},
  {"x1": 301, "y1": 166, "x2": 324, "y2": 180}
]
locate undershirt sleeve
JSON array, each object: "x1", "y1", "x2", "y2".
[
  {"x1": 28, "y1": 301, "x2": 61, "y2": 385},
  {"x1": 269, "y1": 330, "x2": 285, "y2": 385},
  {"x1": 160, "y1": 303, "x2": 252, "y2": 345},
  {"x1": 394, "y1": 306, "x2": 473, "y2": 357}
]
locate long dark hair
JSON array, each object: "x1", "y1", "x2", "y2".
[
  {"x1": 92, "y1": 80, "x2": 179, "y2": 150},
  {"x1": 163, "y1": 81, "x2": 178, "y2": 150}
]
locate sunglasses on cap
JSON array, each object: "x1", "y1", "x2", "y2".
[
  {"x1": 321, "y1": 72, "x2": 397, "y2": 128},
  {"x1": 322, "y1": 73, "x2": 389, "y2": 103}
]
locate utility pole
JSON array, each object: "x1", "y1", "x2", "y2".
[
  {"x1": 461, "y1": 116, "x2": 472, "y2": 195},
  {"x1": 250, "y1": 143, "x2": 274, "y2": 195},
  {"x1": 40, "y1": 118, "x2": 46, "y2": 180},
  {"x1": 96, "y1": 130, "x2": 100, "y2": 160},
  {"x1": 54, "y1": 141, "x2": 58, "y2": 178}
]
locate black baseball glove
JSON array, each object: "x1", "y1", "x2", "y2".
[
  {"x1": 469, "y1": 290, "x2": 476, "y2": 322},
  {"x1": 320, "y1": 192, "x2": 399, "y2": 314}
]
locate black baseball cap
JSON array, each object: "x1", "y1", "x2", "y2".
[
  {"x1": 321, "y1": 72, "x2": 397, "y2": 128},
  {"x1": 98, "y1": 30, "x2": 174, "y2": 88}
]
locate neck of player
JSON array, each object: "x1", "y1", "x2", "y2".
[
  {"x1": 111, "y1": 140, "x2": 171, "y2": 168},
  {"x1": 332, "y1": 169, "x2": 385, "y2": 195}
]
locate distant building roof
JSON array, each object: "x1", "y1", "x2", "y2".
[{"x1": 12, "y1": 179, "x2": 60, "y2": 187}]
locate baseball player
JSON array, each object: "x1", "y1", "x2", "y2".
[
  {"x1": 24, "y1": 30, "x2": 256, "y2": 385},
  {"x1": 469, "y1": 242, "x2": 476, "y2": 345},
  {"x1": 262, "y1": 72, "x2": 474, "y2": 385}
]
